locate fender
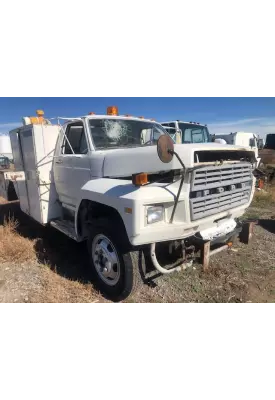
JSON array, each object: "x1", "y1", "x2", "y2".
[
  {"x1": 73, "y1": 177, "x2": 190, "y2": 243},
  {"x1": 74, "y1": 178, "x2": 140, "y2": 240}
]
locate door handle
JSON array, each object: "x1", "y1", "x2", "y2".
[{"x1": 56, "y1": 160, "x2": 63, "y2": 164}]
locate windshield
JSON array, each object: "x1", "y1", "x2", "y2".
[
  {"x1": 178, "y1": 123, "x2": 210, "y2": 143},
  {"x1": 89, "y1": 119, "x2": 168, "y2": 150}
]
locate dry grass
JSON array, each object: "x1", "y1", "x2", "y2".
[
  {"x1": 0, "y1": 200, "x2": 101, "y2": 303},
  {"x1": 29, "y1": 266, "x2": 101, "y2": 303},
  {"x1": 253, "y1": 185, "x2": 275, "y2": 206},
  {"x1": 0, "y1": 217, "x2": 36, "y2": 263}
]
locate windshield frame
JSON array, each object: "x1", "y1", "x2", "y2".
[{"x1": 87, "y1": 117, "x2": 168, "y2": 150}]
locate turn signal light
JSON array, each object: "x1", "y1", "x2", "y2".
[
  {"x1": 132, "y1": 173, "x2": 148, "y2": 186},
  {"x1": 107, "y1": 106, "x2": 119, "y2": 116}
]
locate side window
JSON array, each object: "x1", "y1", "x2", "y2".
[
  {"x1": 140, "y1": 127, "x2": 166, "y2": 145},
  {"x1": 63, "y1": 124, "x2": 88, "y2": 154},
  {"x1": 152, "y1": 129, "x2": 163, "y2": 142},
  {"x1": 141, "y1": 129, "x2": 151, "y2": 144}
]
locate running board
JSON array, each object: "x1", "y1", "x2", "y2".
[{"x1": 50, "y1": 220, "x2": 79, "y2": 241}]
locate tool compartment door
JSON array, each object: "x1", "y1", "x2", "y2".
[
  {"x1": 32, "y1": 125, "x2": 61, "y2": 223},
  {"x1": 18, "y1": 125, "x2": 60, "y2": 223},
  {"x1": 20, "y1": 127, "x2": 42, "y2": 222}
]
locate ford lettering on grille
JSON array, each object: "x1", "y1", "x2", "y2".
[{"x1": 189, "y1": 163, "x2": 253, "y2": 221}]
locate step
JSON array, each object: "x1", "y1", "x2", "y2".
[{"x1": 50, "y1": 219, "x2": 78, "y2": 241}]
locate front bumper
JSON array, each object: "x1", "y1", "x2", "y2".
[{"x1": 129, "y1": 206, "x2": 248, "y2": 246}]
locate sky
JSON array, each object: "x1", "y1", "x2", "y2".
[{"x1": 1, "y1": 97, "x2": 275, "y2": 138}]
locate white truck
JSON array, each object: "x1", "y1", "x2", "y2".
[
  {"x1": 211, "y1": 132, "x2": 261, "y2": 167},
  {"x1": 0, "y1": 108, "x2": 257, "y2": 301},
  {"x1": 0, "y1": 135, "x2": 13, "y2": 161},
  {"x1": 160, "y1": 120, "x2": 210, "y2": 144}
]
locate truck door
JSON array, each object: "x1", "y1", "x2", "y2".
[{"x1": 54, "y1": 121, "x2": 91, "y2": 207}]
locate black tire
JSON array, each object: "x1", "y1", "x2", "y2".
[{"x1": 87, "y1": 218, "x2": 144, "y2": 302}]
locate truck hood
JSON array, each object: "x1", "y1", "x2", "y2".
[{"x1": 102, "y1": 143, "x2": 254, "y2": 178}]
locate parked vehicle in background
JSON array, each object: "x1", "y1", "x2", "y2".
[
  {"x1": 211, "y1": 132, "x2": 261, "y2": 167},
  {"x1": 264, "y1": 134, "x2": 275, "y2": 149},
  {"x1": 0, "y1": 156, "x2": 10, "y2": 169},
  {"x1": 0, "y1": 108, "x2": 257, "y2": 301},
  {"x1": 258, "y1": 133, "x2": 275, "y2": 167},
  {"x1": 258, "y1": 138, "x2": 265, "y2": 149},
  {"x1": 0, "y1": 135, "x2": 13, "y2": 161},
  {"x1": 161, "y1": 121, "x2": 210, "y2": 144},
  {"x1": 252, "y1": 133, "x2": 275, "y2": 184},
  {"x1": 211, "y1": 131, "x2": 258, "y2": 147}
]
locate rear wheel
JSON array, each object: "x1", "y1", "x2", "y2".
[{"x1": 87, "y1": 219, "x2": 144, "y2": 301}]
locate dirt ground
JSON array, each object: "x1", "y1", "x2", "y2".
[{"x1": 1, "y1": 190, "x2": 275, "y2": 303}]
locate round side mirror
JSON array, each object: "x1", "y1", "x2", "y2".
[{"x1": 157, "y1": 135, "x2": 174, "y2": 163}]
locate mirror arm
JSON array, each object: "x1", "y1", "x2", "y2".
[
  {"x1": 168, "y1": 149, "x2": 185, "y2": 169},
  {"x1": 168, "y1": 149, "x2": 186, "y2": 223}
]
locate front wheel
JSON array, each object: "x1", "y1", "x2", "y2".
[{"x1": 87, "y1": 220, "x2": 144, "y2": 301}]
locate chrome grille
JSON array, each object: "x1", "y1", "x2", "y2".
[{"x1": 190, "y1": 163, "x2": 253, "y2": 221}]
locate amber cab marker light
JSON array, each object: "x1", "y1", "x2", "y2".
[
  {"x1": 139, "y1": 116, "x2": 144, "y2": 119},
  {"x1": 89, "y1": 112, "x2": 96, "y2": 115},
  {"x1": 107, "y1": 106, "x2": 119, "y2": 116},
  {"x1": 132, "y1": 173, "x2": 149, "y2": 186},
  {"x1": 28, "y1": 109, "x2": 45, "y2": 125}
]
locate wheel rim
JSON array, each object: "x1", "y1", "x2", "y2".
[{"x1": 91, "y1": 234, "x2": 121, "y2": 286}]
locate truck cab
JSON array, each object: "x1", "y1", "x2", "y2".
[
  {"x1": 160, "y1": 121, "x2": 210, "y2": 144},
  {"x1": 53, "y1": 112, "x2": 166, "y2": 210},
  {"x1": 8, "y1": 108, "x2": 256, "y2": 301}
]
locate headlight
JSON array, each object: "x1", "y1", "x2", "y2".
[{"x1": 147, "y1": 206, "x2": 164, "y2": 224}]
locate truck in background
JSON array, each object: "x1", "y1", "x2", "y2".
[
  {"x1": 0, "y1": 135, "x2": 13, "y2": 170},
  {"x1": 160, "y1": 123, "x2": 261, "y2": 167},
  {"x1": 0, "y1": 108, "x2": 257, "y2": 301},
  {"x1": 258, "y1": 133, "x2": 275, "y2": 165},
  {"x1": 256, "y1": 133, "x2": 275, "y2": 182},
  {"x1": 0, "y1": 155, "x2": 10, "y2": 170},
  {"x1": 0, "y1": 135, "x2": 17, "y2": 200},
  {"x1": 211, "y1": 132, "x2": 261, "y2": 167},
  {"x1": 0, "y1": 135, "x2": 13, "y2": 161},
  {"x1": 160, "y1": 121, "x2": 210, "y2": 144}
]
